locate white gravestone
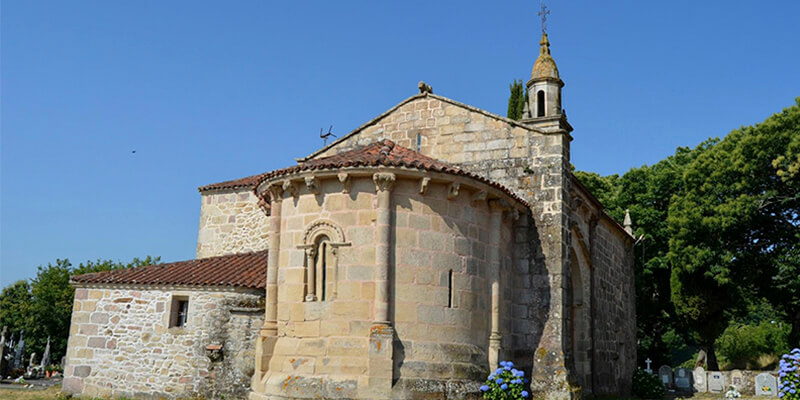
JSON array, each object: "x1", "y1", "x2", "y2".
[
  {"x1": 731, "y1": 369, "x2": 744, "y2": 390},
  {"x1": 674, "y1": 367, "x2": 692, "y2": 391},
  {"x1": 708, "y1": 371, "x2": 726, "y2": 393},
  {"x1": 659, "y1": 365, "x2": 673, "y2": 387},
  {"x1": 694, "y1": 367, "x2": 707, "y2": 392},
  {"x1": 645, "y1": 358, "x2": 653, "y2": 374},
  {"x1": 755, "y1": 373, "x2": 777, "y2": 396}
]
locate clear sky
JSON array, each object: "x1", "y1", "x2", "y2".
[{"x1": 2, "y1": 1, "x2": 799, "y2": 287}]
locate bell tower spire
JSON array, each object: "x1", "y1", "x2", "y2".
[{"x1": 522, "y1": 4, "x2": 572, "y2": 133}]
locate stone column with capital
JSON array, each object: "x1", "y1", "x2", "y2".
[
  {"x1": 304, "y1": 247, "x2": 317, "y2": 302},
  {"x1": 361, "y1": 172, "x2": 396, "y2": 399},
  {"x1": 253, "y1": 184, "x2": 283, "y2": 389},
  {"x1": 488, "y1": 199, "x2": 507, "y2": 371}
]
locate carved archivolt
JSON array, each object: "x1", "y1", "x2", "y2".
[{"x1": 302, "y1": 219, "x2": 346, "y2": 246}]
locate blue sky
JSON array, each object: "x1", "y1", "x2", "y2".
[{"x1": 2, "y1": 1, "x2": 799, "y2": 287}]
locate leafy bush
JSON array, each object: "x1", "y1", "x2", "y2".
[
  {"x1": 632, "y1": 368, "x2": 665, "y2": 399},
  {"x1": 779, "y1": 349, "x2": 800, "y2": 400},
  {"x1": 480, "y1": 361, "x2": 529, "y2": 399},
  {"x1": 717, "y1": 321, "x2": 790, "y2": 369}
]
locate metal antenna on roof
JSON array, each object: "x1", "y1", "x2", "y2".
[{"x1": 320, "y1": 125, "x2": 336, "y2": 145}]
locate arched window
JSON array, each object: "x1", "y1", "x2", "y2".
[
  {"x1": 537, "y1": 90, "x2": 545, "y2": 117},
  {"x1": 299, "y1": 220, "x2": 348, "y2": 302}
]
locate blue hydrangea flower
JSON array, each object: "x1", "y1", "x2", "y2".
[
  {"x1": 522, "y1": 390, "x2": 529, "y2": 397},
  {"x1": 496, "y1": 378, "x2": 503, "y2": 384},
  {"x1": 501, "y1": 383, "x2": 508, "y2": 390},
  {"x1": 480, "y1": 385, "x2": 489, "y2": 392}
]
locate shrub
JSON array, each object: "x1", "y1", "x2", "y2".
[
  {"x1": 632, "y1": 368, "x2": 665, "y2": 399},
  {"x1": 717, "y1": 321, "x2": 790, "y2": 369},
  {"x1": 779, "y1": 348, "x2": 800, "y2": 400},
  {"x1": 480, "y1": 361, "x2": 529, "y2": 399}
]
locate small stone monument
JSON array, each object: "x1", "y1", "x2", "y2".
[
  {"x1": 644, "y1": 358, "x2": 653, "y2": 374},
  {"x1": 674, "y1": 367, "x2": 692, "y2": 391},
  {"x1": 40, "y1": 337, "x2": 51, "y2": 370},
  {"x1": 658, "y1": 365, "x2": 673, "y2": 387},
  {"x1": 28, "y1": 352, "x2": 36, "y2": 366},
  {"x1": 13, "y1": 329, "x2": 25, "y2": 370},
  {"x1": 709, "y1": 371, "x2": 726, "y2": 393},
  {"x1": 755, "y1": 372, "x2": 777, "y2": 396},
  {"x1": 694, "y1": 367, "x2": 707, "y2": 392},
  {"x1": 731, "y1": 369, "x2": 744, "y2": 389}
]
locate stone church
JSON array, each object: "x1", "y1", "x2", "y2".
[{"x1": 64, "y1": 32, "x2": 636, "y2": 400}]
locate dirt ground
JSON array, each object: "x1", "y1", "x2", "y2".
[{"x1": 0, "y1": 385, "x2": 62, "y2": 400}]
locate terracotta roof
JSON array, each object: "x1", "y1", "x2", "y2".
[
  {"x1": 254, "y1": 140, "x2": 530, "y2": 207},
  {"x1": 198, "y1": 172, "x2": 266, "y2": 192},
  {"x1": 71, "y1": 251, "x2": 268, "y2": 289}
]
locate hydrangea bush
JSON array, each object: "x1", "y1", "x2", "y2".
[
  {"x1": 480, "y1": 361, "x2": 529, "y2": 399},
  {"x1": 779, "y1": 348, "x2": 800, "y2": 400}
]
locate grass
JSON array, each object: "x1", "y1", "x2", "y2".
[{"x1": 0, "y1": 385, "x2": 62, "y2": 400}]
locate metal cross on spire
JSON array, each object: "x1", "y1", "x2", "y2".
[{"x1": 538, "y1": 3, "x2": 551, "y2": 33}]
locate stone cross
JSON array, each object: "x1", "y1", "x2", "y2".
[
  {"x1": 645, "y1": 358, "x2": 652, "y2": 374},
  {"x1": 538, "y1": 3, "x2": 551, "y2": 33}
]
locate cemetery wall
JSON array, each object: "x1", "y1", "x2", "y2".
[
  {"x1": 63, "y1": 285, "x2": 264, "y2": 399},
  {"x1": 591, "y1": 219, "x2": 637, "y2": 395},
  {"x1": 196, "y1": 189, "x2": 270, "y2": 259}
]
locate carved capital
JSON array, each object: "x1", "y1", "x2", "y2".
[
  {"x1": 304, "y1": 246, "x2": 317, "y2": 258},
  {"x1": 257, "y1": 197, "x2": 272, "y2": 215},
  {"x1": 338, "y1": 173, "x2": 351, "y2": 193},
  {"x1": 373, "y1": 173, "x2": 396, "y2": 193},
  {"x1": 304, "y1": 176, "x2": 320, "y2": 195},
  {"x1": 419, "y1": 177, "x2": 431, "y2": 194},
  {"x1": 446, "y1": 182, "x2": 460, "y2": 200},
  {"x1": 488, "y1": 198, "x2": 510, "y2": 212},
  {"x1": 267, "y1": 184, "x2": 284, "y2": 202}
]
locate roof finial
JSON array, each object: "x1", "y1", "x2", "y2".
[
  {"x1": 624, "y1": 209, "x2": 633, "y2": 235},
  {"x1": 538, "y1": 2, "x2": 551, "y2": 34}
]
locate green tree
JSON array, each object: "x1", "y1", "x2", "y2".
[
  {"x1": 668, "y1": 99, "x2": 800, "y2": 368},
  {"x1": 0, "y1": 280, "x2": 33, "y2": 338},
  {"x1": 507, "y1": 79, "x2": 527, "y2": 120}
]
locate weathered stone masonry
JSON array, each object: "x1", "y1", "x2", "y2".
[
  {"x1": 197, "y1": 189, "x2": 270, "y2": 259},
  {"x1": 63, "y1": 286, "x2": 263, "y2": 399}
]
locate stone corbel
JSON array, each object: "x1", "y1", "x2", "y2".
[
  {"x1": 266, "y1": 183, "x2": 284, "y2": 202},
  {"x1": 338, "y1": 173, "x2": 351, "y2": 193},
  {"x1": 304, "y1": 176, "x2": 320, "y2": 195},
  {"x1": 471, "y1": 191, "x2": 488, "y2": 206},
  {"x1": 257, "y1": 197, "x2": 271, "y2": 216},
  {"x1": 373, "y1": 172, "x2": 396, "y2": 193},
  {"x1": 282, "y1": 179, "x2": 299, "y2": 197},
  {"x1": 446, "y1": 182, "x2": 460, "y2": 200},
  {"x1": 419, "y1": 177, "x2": 431, "y2": 194}
]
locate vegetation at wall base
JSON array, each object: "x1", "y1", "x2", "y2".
[
  {"x1": 480, "y1": 361, "x2": 529, "y2": 399},
  {"x1": 631, "y1": 369, "x2": 665, "y2": 400}
]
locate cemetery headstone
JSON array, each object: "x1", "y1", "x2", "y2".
[
  {"x1": 731, "y1": 369, "x2": 744, "y2": 389},
  {"x1": 674, "y1": 367, "x2": 692, "y2": 391},
  {"x1": 755, "y1": 373, "x2": 777, "y2": 396},
  {"x1": 694, "y1": 367, "x2": 707, "y2": 392},
  {"x1": 659, "y1": 365, "x2": 673, "y2": 387},
  {"x1": 709, "y1": 371, "x2": 726, "y2": 393},
  {"x1": 645, "y1": 358, "x2": 653, "y2": 374}
]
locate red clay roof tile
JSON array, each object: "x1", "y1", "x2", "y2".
[{"x1": 71, "y1": 250, "x2": 267, "y2": 289}]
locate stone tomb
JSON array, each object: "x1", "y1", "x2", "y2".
[
  {"x1": 658, "y1": 365, "x2": 673, "y2": 387},
  {"x1": 731, "y1": 369, "x2": 744, "y2": 390},
  {"x1": 674, "y1": 367, "x2": 692, "y2": 391},
  {"x1": 755, "y1": 373, "x2": 777, "y2": 396},
  {"x1": 694, "y1": 367, "x2": 707, "y2": 392},
  {"x1": 708, "y1": 371, "x2": 726, "y2": 393}
]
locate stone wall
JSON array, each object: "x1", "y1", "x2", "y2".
[
  {"x1": 197, "y1": 189, "x2": 269, "y2": 259},
  {"x1": 590, "y1": 219, "x2": 636, "y2": 395},
  {"x1": 63, "y1": 285, "x2": 263, "y2": 399}
]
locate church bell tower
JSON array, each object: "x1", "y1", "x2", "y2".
[{"x1": 522, "y1": 26, "x2": 572, "y2": 133}]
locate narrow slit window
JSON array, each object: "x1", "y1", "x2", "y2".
[
  {"x1": 416, "y1": 133, "x2": 422, "y2": 152},
  {"x1": 537, "y1": 90, "x2": 545, "y2": 117},
  {"x1": 448, "y1": 270, "x2": 454, "y2": 308}
]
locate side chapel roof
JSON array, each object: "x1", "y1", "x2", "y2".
[{"x1": 71, "y1": 250, "x2": 268, "y2": 289}]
